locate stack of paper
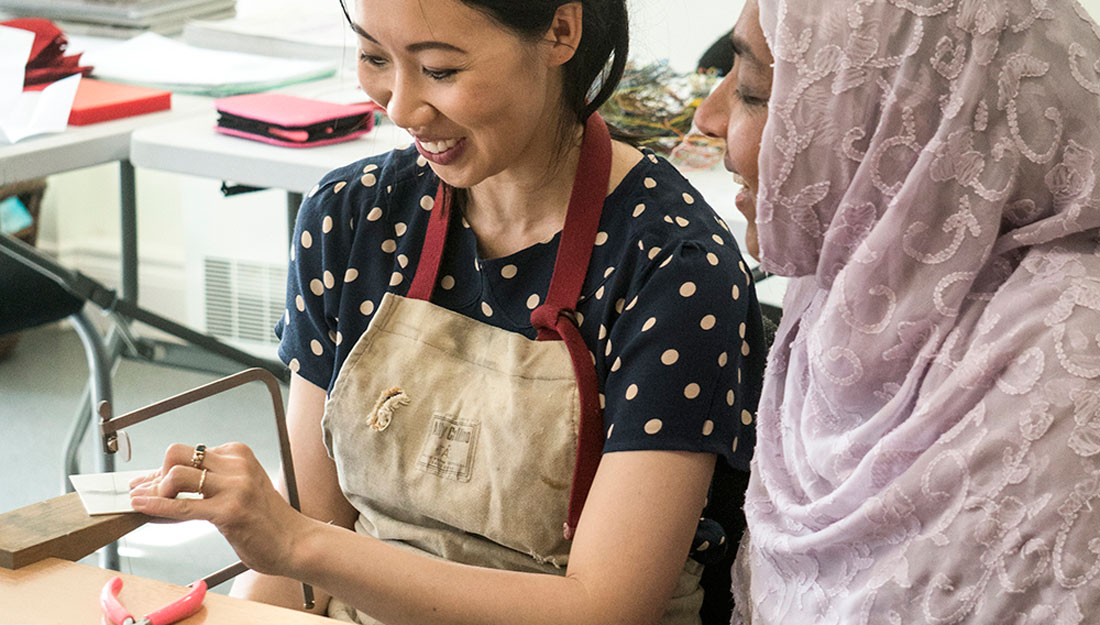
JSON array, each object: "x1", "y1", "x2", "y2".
[
  {"x1": 184, "y1": 0, "x2": 354, "y2": 64},
  {"x1": 0, "y1": 0, "x2": 236, "y2": 38},
  {"x1": 82, "y1": 33, "x2": 337, "y2": 97}
]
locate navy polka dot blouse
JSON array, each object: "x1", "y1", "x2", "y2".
[{"x1": 276, "y1": 145, "x2": 766, "y2": 564}]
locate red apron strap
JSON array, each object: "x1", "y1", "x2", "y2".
[
  {"x1": 408, "y1": 113, "x2": 612, "y2": 540},
  {"x1": 529, "y1": 113, "x2": 612, "y2": 539},
  {"x1": 406, "y1": 181, "x2": 451, "y2": 301}
]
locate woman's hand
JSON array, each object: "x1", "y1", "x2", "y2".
[{"x1": 129, "y1": 442, "x2": 316, "y2": 577}]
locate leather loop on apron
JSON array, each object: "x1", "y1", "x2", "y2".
[{"x1": 406, "y1": 113, "x2": 611, "y2": 540}]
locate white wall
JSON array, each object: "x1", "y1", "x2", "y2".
[{"x1": 630, "y1": 0, "x2": 745, "y2": 73}]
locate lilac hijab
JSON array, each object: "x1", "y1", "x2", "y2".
[{"x1": 740, "y1": 0, "x2": 1100, "y2": 622}]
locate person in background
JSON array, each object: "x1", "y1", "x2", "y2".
[
  {"x1": 695, "y1": 0, "x2": 1100, "y2": 622},
  {"x1": 697, "y1": 30, "x2": 734, "y2": 77},
  {"x1": 129, "y1": 1, "x2": 767, "y2": 623}
]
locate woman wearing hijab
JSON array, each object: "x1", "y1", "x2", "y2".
[{"x1": 696, "y1": 0, "x2": 1100, "y2": 622}]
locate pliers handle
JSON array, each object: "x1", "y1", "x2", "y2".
[{"x1": 101, "y1": 576, "x2": 208, "y2": 625}]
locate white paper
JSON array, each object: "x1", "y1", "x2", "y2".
[
  {"x1": 69, "y1": 469, "x2": 201, "y2": 516},
  {"x1": 0, "y1": 26, "x2": 81, "y2": 145},
  {"x1": 0, "y1": 25, "x2": 33, "y2": 112},
  {"x1": 70, "y1": 469, "x2": 155, "y2": 515}
]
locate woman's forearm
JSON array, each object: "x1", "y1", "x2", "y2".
[
  {"x1": 284, "y1": 451, "x2": 713, "y2": 625},
  {"x1": 290, "y1": 521, "x2": 615, "y2": 625}
]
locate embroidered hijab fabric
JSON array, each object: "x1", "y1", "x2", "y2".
[{"x1": 743, "y1": 0, "x2": 1100, "y2": 622}]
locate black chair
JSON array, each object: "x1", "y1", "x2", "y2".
[
  {"x1": 1, "y1": 232, "x2": 117, "y2": 475},
  {"x1": 1, "y1": 228, "x2": 119, "y2": 568}
]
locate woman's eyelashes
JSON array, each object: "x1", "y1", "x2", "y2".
[
  {"x1": 357, "y1": 52, "x2": 460, "y2": 81},
  {"x1": 422, "y1": 67, "x2": 459, "y2": 81},
  {"x1": 735, "y1": 87, "x2": 769, "y2": 108},
  {"x1": 359, "y1": 52, "x2": 387, "y2": 68}
]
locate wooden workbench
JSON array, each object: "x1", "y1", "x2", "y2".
[{"x1": 0, "y1": 557, "x2": 332, "y2": 624}]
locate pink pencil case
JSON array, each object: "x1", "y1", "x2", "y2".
[{"x1": 214, "y1": 93, "x2": 378, "y2": 148}]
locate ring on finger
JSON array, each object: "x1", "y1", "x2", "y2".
[
  {"x1": 190, "y1": 444, "x2": 207, "y2": 469},
  {"x1": 198, "y1": 468, "x2": 208, "y2": 496}
]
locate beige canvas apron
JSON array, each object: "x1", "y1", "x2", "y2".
[{"x1": 321, "y1": 115, "x2": 703, "y2": 624}]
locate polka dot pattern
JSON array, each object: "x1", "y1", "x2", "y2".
[
  {"x1": 278, "y1": 148, "x2": 762, "y2": 568},
  {"x1": 278, "y1": 148, "x2": 761, "y2": 520}
]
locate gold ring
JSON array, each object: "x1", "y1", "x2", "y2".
[
  {"x1": 198, "y1": 468, "x2": 208, "y2": 496},
  {"x1": 190, "y1": 444, "x2": 207, "y2": 469}
]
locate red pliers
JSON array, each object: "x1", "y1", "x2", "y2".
[{"x1": 100, "y1": 576, "x2": 207, "y2": 625}]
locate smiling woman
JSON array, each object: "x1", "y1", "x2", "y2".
[{"x1": 127, "y1": 1, "x2": 770, "y2": 624}]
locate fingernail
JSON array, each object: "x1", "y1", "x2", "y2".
[
  {"x1": 130, "y1": 484, "x2": 149, "y2": 496},
  {"x1": 130, "y1": 496, "x2": 148, "y2": 508}
]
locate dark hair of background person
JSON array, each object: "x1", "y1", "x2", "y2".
[
  {"x1": 338, "y1": 0, "x2": 630, "y2": 123},
  {"x1": 697, "y1": 29, "x2": 734, "y2": 76}
]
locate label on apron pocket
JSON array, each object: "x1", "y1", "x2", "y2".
[{"x1": 417, "y1": 413, "x2": 480, "y2": 482}]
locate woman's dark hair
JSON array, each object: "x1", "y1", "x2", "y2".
[{"x1": 338, "y1": 0, "x2": 629, "y2": 123}]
